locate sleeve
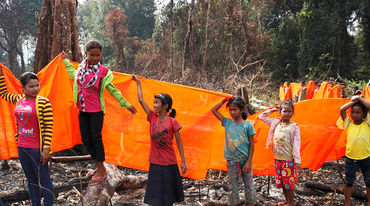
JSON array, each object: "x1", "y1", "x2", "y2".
[
  {"x1": 62, "y1": 59, "x2": 77, "y2": 80},
  {"x1": 247, "y1": 122, "x2": 256, "y2": 136},
  {"x1": 258, "y1": 109, "x2": 275, "y2": 126},
  {"x1": 147, "y1": 110, "x2": 155, "y2": 122},
  {"x1": 222, "y1": 117, "x2": 230, "y2": 128},
  {"x1": 41, "y1": 99, "x2": 53, "y2": 150},
  {"x1": 171, "y1": 118, "x2": 182, "y2": 132},
  {"x1": 105, "y1": 83, "x2": 132, "y2": 108},
  {"x1": 0, "y1": 75, "x2": 20, "y2": 104},
  {"x1": 292, "y1": 125, "x2": 301, "y2": 164},
  {"x1": 366, "y1": 113, "x2": 370, "y2": 127},
  {"x1": 344, "y1": 115, "x2": 351, "y2": 129}
]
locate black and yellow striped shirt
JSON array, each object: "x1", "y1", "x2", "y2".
[{"x1": 0, "y1": 75, "x2": 53, "y2": 152}]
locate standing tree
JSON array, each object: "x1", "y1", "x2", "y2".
[
  {"x1": 105, "y1": 8, "x2": 129, "y2": 73},
  {"x1": 0, "y1": 0, "x2": 42, "y2": 77},
  {"x1": 33, "y1": 0, "x2": 81, "y2": 72}
]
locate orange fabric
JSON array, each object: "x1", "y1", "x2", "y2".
[
  {"x1": 0, "y1": 56, "x2": 349, "y2": 178},
  {"x1": 279, "y1": 86, "x2": 285, "y2": 102},
  {"x1": 305, "y1": 81, "x2": 316, "y2": 100},
  {"x1": 283, "y1": 83, "x2": 300, "y2": 101},
  {"x1": 313, "y1": 82, "x2": 330, "y2": 99},
  {"x1": 327, "y1": 84, "x2": 341, "y2": 98},
  {"x1": 363, "y1": 86, "x2": 370, "y2": 101}
]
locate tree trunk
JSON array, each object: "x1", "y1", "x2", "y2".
[
  {"x1": 181, "y1": 0, "x2": 195, "y2": 79},
  {"x1": 34, "y1": 0, "x2": 81, "y2": 73},
  {"x1": 170, "y1": 0, "x2": 174, "y2": 81},
  {"x1": 203, "y1": 0, "x2": 211, "y2": 75}
]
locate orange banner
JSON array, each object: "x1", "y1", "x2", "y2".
[{"x1": 0, "y1": 56, "x2": 349, "y2": 179}]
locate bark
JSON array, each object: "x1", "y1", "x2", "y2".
[
  {"x1": 237, "y1": 86, "x2": 255, "y2": 117},
  {"x1": 170, "y1": 0, "x2": 174, "y2": 80},
  {"x1": 34, "y1": 0, "x2": 81, "y2": 73},
  {"x1": 82, "y1": 163, "x2": 147, "y2": 206},
  {"x1": 181, "y1": 0, "x2": 195, "y2": 78}
]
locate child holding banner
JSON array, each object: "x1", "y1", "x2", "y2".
[
  {"x1": 61, "y1": 40, "x2": 137, "y2": 185},
  {"x1": 340, "y1": 95, "x2": 370, "y2": 206},
  {"x1": 212, "y1": 96, "x2": 256, "y2": 206},
  {"x1": 132, "y1": 75, "x2": 187, "y2": 206},
  {"x1": 259, "y1": 101, "x2": 301, "y2": 206},
  {"x1": 0, "y1": 67, "x2": 54, "y2": 205}
]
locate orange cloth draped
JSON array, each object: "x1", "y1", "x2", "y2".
[
  {"x1": 0, "y1": 56, "x2": 348, "y2": 179},
  {"x1": 363, "y1": 86, "x2": 370, "y2": 100},
  {"x1": 305, "y1": 81, "x2": 317, "y2": 100},
  {"x1": 283, "y1": 83, "x2": 300, "y2": 101},
  {"x1": 313, "y1": 82, "x2": 330, "y2": 99}
]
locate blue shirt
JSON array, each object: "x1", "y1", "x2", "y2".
[{"x1": 222, "y1": 117, "x2": 256, "y2": 162}]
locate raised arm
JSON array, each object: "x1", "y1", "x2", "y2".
[
  {"x1": 340, "y1": 100, "x2": 356, "y2": 121},
  {"x1": 211, "y1": 98, "x2": 228, "y2": 121},
  {"x1": 132, "y1": 75, "x2": 150, "y2": 115},
  {"x1": 0, "y1": 66, "x2": 20, "y2": 104},
  {"x1": 258, "y1": 107, "x2": 278, "y2": 125},
  {"x1": 175, "y1": 130, "x2": 187, "y2": 174},
  {"x1": 355, "y1": 95, "x2": 370, "y2": 110},
  {"x1": 61, "y1": 51, "x2": 77, "y2": 79}
]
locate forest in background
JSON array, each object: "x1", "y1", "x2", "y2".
[{"x1": 0, "y1": 0, "x2": 369, "y2": 97}]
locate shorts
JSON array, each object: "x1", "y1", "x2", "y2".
[
  {"x1": 274, "y1": 159, "x2": 298, "y2": 189},
  {"x1": 345, "y1": 156, "x2": 370, "y2": 187}
]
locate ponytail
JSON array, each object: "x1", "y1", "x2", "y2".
[
  {"x1": 242, "y1": 112, "x2": 247, "y2": 120},
  {"x1": 169, "y1": 108, "x2": 176, "y2": 118}
]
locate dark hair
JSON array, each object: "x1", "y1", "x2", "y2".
[
  {"x1": 154, "y1": 93, "x2": 176, "y2": 117},
  {"x1": 85, "y1": 39, "x2": 103, "y2": 52},
  {"x1": 279, "y1": 100, "x2": 294, "y2": 113},
  {"x1": 226, "y1": 96, "x2": 247, "y2": 120},
  {"x1": 20, "y1": 72, "x2": 38, "y2": 87},
  {"x1": 352, "y1": 101, "x2": 368, "y2": 118}
]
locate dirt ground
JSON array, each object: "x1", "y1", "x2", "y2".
[{"x1": 0, "y1": 158, "x2": 367, "y2": 206}]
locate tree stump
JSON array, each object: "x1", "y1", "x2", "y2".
[{"x1": 82, "y1": 163, "x2": 147, "y2": 206}]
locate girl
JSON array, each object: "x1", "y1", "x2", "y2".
[
  {"x1": 258, "y1": 101, "x2": 301, "y2": 206},
  {"x1": 211, "y1": 96, "x2": 256, "y2": 206},
  {"x1": 340, "y1": 95, "x2": 370, "y2": 206},
  {"x1": 132, "y1": 75, "x2": 187, "y2": 206},
  {"x1": 0, "y1": 67, "x2": 54, "y2": 205},
  {"x1": 61, "y1": 40, "x2": 137, "y2": 185}
]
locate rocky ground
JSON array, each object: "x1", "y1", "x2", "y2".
[{"x1": 0, "y1": 158, "x2": 367, "y2": 206}]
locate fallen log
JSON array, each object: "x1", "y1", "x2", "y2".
[
  {"x1": 82, "y1": 163, "x2": 147, "y2": 206},
  {"x1": 0, "y1": 178, "x2": 88, "y2": 203},
  {"x1": 305, "y1": 181, "x2": 366, "y2": 200},
  {"x1": 51, "y1": 155, "x2": 92, "y2": 162}
]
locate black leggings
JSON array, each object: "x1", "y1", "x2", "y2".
[{"x1": 78, "y1": 111, "x2": 105, "y2": 162}]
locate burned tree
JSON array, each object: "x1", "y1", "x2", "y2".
[{"x1": 33, "y1": 0, "x2": 81, "y2": 72}]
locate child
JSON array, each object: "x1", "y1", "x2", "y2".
[
  {"x1": 340, "y1": 95, "x2": 370, "y2": 206},
  {"x1": 132, "y1": 75, "x2": 187, "y2": 206},
  {"x1": 61, "y1": 40, "x2": 137, "y2": 185},
  {"x1": 258, "y1": 101, "x2": 301, "y2": 206},
  {"x1": 211, "y1": 96, "x2": 256, "y2": 206},
  {"x1": 0, "y1": 67, "x2": 54, "y2": 205}
]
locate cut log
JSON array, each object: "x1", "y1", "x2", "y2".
[
  {"x1": 305, "y1": 181, "x2": 366, "y2": 200},
  {"x1": 82, "y1": 163, "x2": 147, "y2": 206},
  {"x1": 51, "y1": 155, "x2": 92, "y2": 162}
]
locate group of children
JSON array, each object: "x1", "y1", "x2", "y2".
[{"x1": 0, "y1": 39, "x2": 369, "y2": 206}]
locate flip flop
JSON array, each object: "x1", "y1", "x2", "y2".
[
  {"x1": 88, "y1": 172, "x2": 107, "y2": 186},
  {"x1": 85, "y1": 170, "x2": 96, "y2": 179}
]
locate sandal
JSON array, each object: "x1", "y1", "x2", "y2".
[
  {"x1": 88, "y1": 171, "x2": 107, "y2": 185},
  {"x1": 85, "y1": 170, "x2": 96, "y2": 179}
]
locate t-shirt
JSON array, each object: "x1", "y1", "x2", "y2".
[
  {"x1": 147, "y1": 110, "x2": 182, "y2": 165},
  {"x1": 14, "y1": 98, "x2": 40, "y2": 149},
  {"x1": 222, "y1": 117, "x2": 256, "y2": 162},
  {"x1": 77, "y1": 64, "x2": 108, "y2": 112},
  {"x1": 273, "y1": 122, "x2": 294, "y2": 161},
  {"x1": 344, "y1": 115, "x2": 370, "y2": 160}
]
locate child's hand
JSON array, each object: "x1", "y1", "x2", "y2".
[
  {"x1": 127, "y1": 105, "x2": 137, "y2": 114},
  {"x1": 243, "y1": 161, "x2": 252, "y2": 174},
  {"x1": 41, "y1": 149, "x2": 51, "y2": 166},
  {"x1": 61, "y1": 51, "x2": 69, "y2": 60},
  {"x1": 270, "y1": 107, "x2": 279, "y2": 112},
  {"x1": 181, "y1": 160, "x2": 187, "y2": 174},
  {"x1": 351, "y1": 95, "x2": 363, "y2": 102}
]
